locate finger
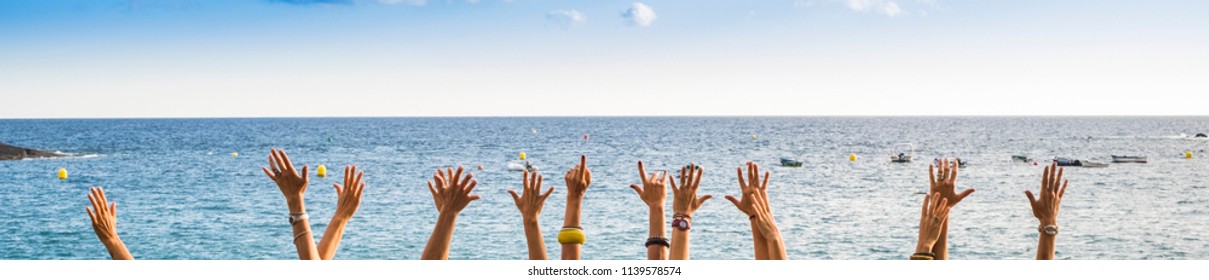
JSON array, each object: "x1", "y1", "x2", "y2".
[
  {"x1": 110, "y1": 202, "x2": 117, "y2": 218},
  {"x1": 1042, "y1": 164, "x2": 1052, "y2": 194},
  {"x1": 427, "y1": 181, "x2": 439, "y2": 198},
  {"x1": 279, "y1": 149, "x2": 296, "y2": 174},
  {"x1": 725, "y1": 195, "x2": 741, "y2": 209},
  {"x1": 523, "y1": 170, "x2": 530, "y2": 189},
  {"x1": 692, "y1": 166, "x2": 703, "y2": 190},
  {"x1": 333, "y1": 184, "x2": 344, "y2": 196},
  {"x1": 936, "y1": 198, "x2": 948, "y2": 216},
  {"x1": 468, "y1": 194, "x2": 481, "y2": 201},
  {"x1": 1059, "y1": 180, "x2": 1068, "y2": 198},
  {"x1": 761, "y1": 171, "x2": 770, "y2": 191},
  {"x1": 679, "y1": 165, "x2": 688, "y2": 188},
  {"x1": 1054, "y1": 167, "x2": 1065, "y2": 195},
  {"x1": 356, "y1": 182, "x2": 366, "y2": 198},
  {"x1": 267, "y1": 153, "x2": 278, "y2": 174},
  {"x1": 958, "y1": 189, "x2": 975, "y2": 200},
  {"x1": 541, "y1": 187, "x2": 555, "y2": 200},
  {"x1": 508, "y1": 189, "x2": 521, "y2": 205},
  {"x1": 949, "y1": 160, "x2": 959, "y2": 183},
  {"x1": 578, "y1": 155, "x2": 587, "y2": 181},
  {"x1": 630, "y1": 184, "x2": 643, "y2": 196},
  {"x1": 354, "y1": 171, "x2": 364, "y2": 191},
  {"x1": 453, "y1": 166, "x2": 464, "y2": 185},
  {"x1": 929, "y1": 164, "x2": 936, "y2": 186},
  {"x1": 1025, "y1": 190, "x2": 1037, "y2": 205},
  {"x1": 300, "y1": 165, "x2": 309, "y2": 180},
  {"x1": 262, "y1": 167, "x2": 275, "y2": 179},
  {"x1": 668, "y1": 171, "x2": 679, "y2": 192},
  {"x1": 86, "y1": 207, "x2": 97, "y2": 224},
  {"x1": 536, "y1": 174, "x2": 544, "y2": 192},
  {"x1": 736, "y1": 167, "x2": 747, "y2": 189},
  {"x1": 698, "y1": 194, "x2": 713, "y2": 206},
  {"x1": 464, "y1": 179, "x2": 478, "y2": 194},
  {"x1": 461, "y1": 173, "x2": 474, "y2": 189},
  {"x1": 921, "y1": 192, "x2": 931, "y2": 219},
  {"x1": 638, "y1": 161, "x2": 648, "y2": 183}
]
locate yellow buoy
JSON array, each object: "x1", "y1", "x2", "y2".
[
  {"x1": 317, "y1": 165, "x2": 327, "y2": 177},
  {"x1": 58, "y1": 168, "x2": 68, "y2": 180},
  {"x1": 231, "y1": 152, "x2": 239, "y2": 158},
  {"x1": 1187, "y1": 151, "x2": 1194, "y2": 159},
  {"x1": 519, "y1": 152, "x2": 527, "y2": 160},
  {"x1": 751, "y1": 134, "x2": 757, "y2": 139},
  {"x1": 849, "y1": 154, "x2": 857, "y2": 161}
]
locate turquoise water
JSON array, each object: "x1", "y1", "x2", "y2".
[{"x1": 1, "y1": 117, "x2": 1207, "y2": 260}]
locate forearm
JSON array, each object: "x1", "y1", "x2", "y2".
[
  {"x1": 932, "y1": 221, "x2": 948, "y2": 260},
  {"x1": 317, "y1": 216, "x2": 349, "y2": 260},
  {"x1": 286, "y1": 197, "x2": 319, "y2": 260},
  {"x1": 750, "y1": 222, "x2": 769, "y2": 260},
  {"x1": 646, "y1": 206, "x2": 667, "y2": 260},
  {"x1": 669, "y1": 228, "x2": 690, "y2": 260},
  {"x1": 522, "y1": 219, "x2": 547, "y2": 260},
  {"x1": 422, "y1": 212, "x2": 458, "y2": 260},
  {"x1": 561, "y1": 197, "x2": 583, "y2": 260},
  {"x1": 1035, "y1": 234, "x2": 1056, "y2": 260},
  {"x1": 101, "y1": 238, "x2": 134, "y2": 260},
  {"x1": 764, "y1": 233, "x2": 787, "y2": 260}
]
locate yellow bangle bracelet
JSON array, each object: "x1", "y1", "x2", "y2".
[{"x1": 557, "y1": 228, "x2": 586, "y2": 244}]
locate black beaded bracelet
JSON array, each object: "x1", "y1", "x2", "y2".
[{"x1": 644, "y1": 236, "x2": 670, "y2": 248}]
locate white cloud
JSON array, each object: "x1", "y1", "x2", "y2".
[
  {"x1": 880, "y1": 2, "x2": 901, "y2": 17},
  {"x1": 546, "y1": 9, "x2": 587, "y2": 28},
  {"x1": 799, "y1": 0, "x2": 921, "y2": 18},
  {"x1": 377, "y1": 0, "x2": 426, "y2": 6},
  {"x1": 621, "y1": 2, "x2": 657, "y2": 27}
]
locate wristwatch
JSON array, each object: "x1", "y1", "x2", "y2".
[
  {"x1": 672, "y1": 213, "x2": 692, "y2": 231},
  {"x1": 1039, "y1": 224, "x2": 1059, "y2": 236},
  {"x1": 289, "y1": 212, "x2": 309, "y2": 225}
]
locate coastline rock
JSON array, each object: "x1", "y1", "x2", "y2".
[{"x1": 0, "y1": 142, "x2": 64, "y2": 160}]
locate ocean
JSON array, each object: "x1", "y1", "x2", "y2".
[{"x1": 1, "y1": 117, "x2": 1207, "y2": 260}]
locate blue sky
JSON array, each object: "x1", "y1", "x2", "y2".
[{"x1": 2, "y1": 0, "x2": 1207, "y2": 117}]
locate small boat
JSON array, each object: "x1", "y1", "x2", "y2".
[
  {"x1": 891, "y1": 143, "x2": 914, "y2": 163},
  {"x1": 1196, "y1": 133, "x2": 1207, "y2": 138},
  {"x1": 1081, "y1": 161, "x2": 1110, "y2": 168},
  {"x1": 507, "y1": 161, "x2": 538, "y2": 172},
  {"x1": 1011, "y1": 155, "x2": 1032, "y2": 162},
  {"x1": 1111, "y1": 155, "x2": 1147, "y2": 164},
  {"x1": 1053, "y1": 157, "x2": 1083, "y2": 167},
  {"x1": 933, "y1": 158, "x2": 968, "y2": 167},
  {"x1": 780, "y1": 158, "x2": 802, "y2": 167}
]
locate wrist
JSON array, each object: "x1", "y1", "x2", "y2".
[
  {"x1": 915, "y1": 242, "x2": 934, "y2": 253},
  {"x1": 1038, "y1": 218, "x2": 1058, "y2": 226},
  {"x1": 285, "y1": 196, "x2": 305, "y2": 212},
  {"x1": 523, "y1": 217, "x2": 540, "y2": 226}
]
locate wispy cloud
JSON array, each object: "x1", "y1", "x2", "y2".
[
  {"x1": 796, "y1": 0, "x2": 923, "y2": 18},
  {"x1": 621, "y1": 2, "x2": 658, "y2": 27},
  {"x1": 547, "y1": 9, "x2": 587, "y2": 28},
  {"x1": 269, "y1": 0, "x2": 353, "y2": 5},
  {"x1": 377, "y1": 0, "x2": 426, "y2": 6}
]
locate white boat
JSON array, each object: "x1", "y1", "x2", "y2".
[
  {"x1": 507, "y1": 161, "x2": 537, "y2": 172},
  {"x1": 891, "y1": 143, "x2": 914, "y2": 163},
  {"x1": 1111, "y1": 155, "x2": 1147, "y2": 164}
]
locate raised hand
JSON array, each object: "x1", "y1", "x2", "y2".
[
  {"x1": 261, "y1": 148, "x2": 310, "y2": 201},
  {"x1": 509, "y1": 170, "x2": 555, "y2": 223},
  {"x1": 85, "y1": 187, "x2": 133, "y2": 260},
  {"x1": 929, "y1": 158, "x2": 974, "y2": 207},
  {"x1": 926, "y1": 158, "x2": 973, "y2": 260},
  {"x1": 565, "y1": 155, "x2": 592, "y2": 200},
  {"x1": 317, "y1": 165, "x2": 366, "y2": 260},
  {"x1": 727, "y1": 162, "x2": 770, "y2": 218},
  {"x1": 1026, "y1": 162, "x2": 1069, "y2": 260},
  {"x1": 630, "y1": 161, "x2": 669, "y2": 260},
  {"x1": 672, "y1": 164, "x2": 712, "y2": 215},
  {"x1": 561, "y1": 155, "x2": 591, "y2": 260},
  {"x1": 332, "y1": 165, "x2": 366, "y2": 220},
  {"x1": 428, "y1": 166, "x2": 480, "y2": 215},
  {"x1": 728, "y1": 162, "x2": 785, "y2": 260},
  {"x1": 509, "y1": 170, "x2": 555, "y2": 260},
  {"x1": 260, "y1": 148, "x2": 318, "y2": 259},
  {"x1": 422, "y1": 166, "x2": 479, "y2": 260},
  {"x1": 630, "y1": 161, "x2": 668, "y2": 210},
  {"x1": 915, "y1": 193, "x2": 950, "y2": 258},
  {"x1": 1026, "y1": 162, "x2": 1068, "y2": 226}
]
